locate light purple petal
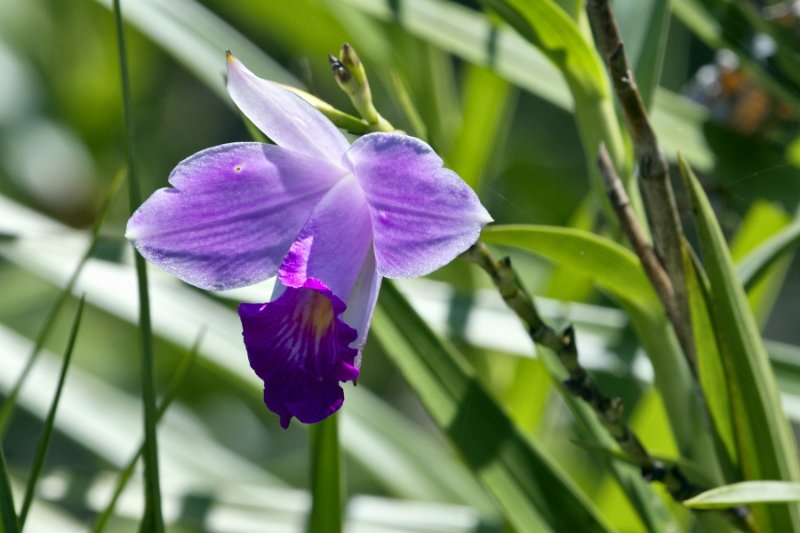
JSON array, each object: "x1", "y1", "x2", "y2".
[
  {"x1": 342, "y1": 247, "x2": 381, "y2": 354},
  {"x1": 239, "y1": 278, "x2": 359, "y2": 428},
  {"x1": 346, "y1": 133, "x2": 492, "y2": 278},
  {"x1": 279, "y1": 176, "x2": 373, "y2": 299},
  {"x1": 126, "y1": 142, "x2": 344, "y2": 290},
  {"x1": 226, "y1": 54, "x2": 350, "y2": 167}
]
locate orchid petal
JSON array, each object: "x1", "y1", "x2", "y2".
[
  {"x1": 347, "y1": 133, "x2": 492, "y2": 278},
  {"x1": 239, "y1": 279, "x2": 359, "y2": 428},
  {"x1": 341, "y1": 248, "x2": 381, "y2": 354},
  {"x1": 279, "y1": 176, "x2": 373, "y2": 298},
  {"x1": 126, "y1": 142, "x2": 343, "y2": 290},
  {"x1": 226, "y1": 54, "x2": 350, "y2": 167}
]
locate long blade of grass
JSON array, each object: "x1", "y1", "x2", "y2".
[
  {"x1": 91, "y1": 330, "x2": 202, "y2": 533},
  {"x1": 17, "y1": 296, "x2": 85, "y2": 529},
  {"x1": 371, "y1": 281, "x2": 613, "y2": 533},
  {"x1": 111, "y1": 1, "x2": 163, "y2": 530},
  {"x1": 0, "y1": 447, "x2": 18, "y2": 533},
  {"x1": 685, "y1": 481, "x2": 800, "y2": 510},
  {"x1": 683, "y1": 246, "x2": 738, "y2": 478},
  {"x1": 0, "y1": 170, "x2": 124, "y2": 437},
  {"x1": 306, "y1": 415, "x2": 342, "y2": 533},
  {"x1": 680, "y1": 155, "x2": 800, "y2": 531}
]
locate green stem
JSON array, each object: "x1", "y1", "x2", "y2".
[
  {"x1": 111, "y1": 1, "x2": 163, "y2": 531},
  {"x1": 306, "y1": 414, "x2": 343, "y2": 533}
]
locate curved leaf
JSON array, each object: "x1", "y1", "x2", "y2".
[
  {"x1": 685, "y1": 482, "x2": 800, "y2": 510},
  {"x1": 737, "y1": 221, "x2": 800, "y2": 291},
  {"x1": 481, "y1": 225, "x2": 658, "y2": 312}
]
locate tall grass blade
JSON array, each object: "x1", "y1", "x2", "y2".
[
  {"x1": 738, "y1": 221, "x2": 800, "y2": 291},
  {"x1": 685, "y1": 481, "x2": 800, "y2": 510},
  {"x1": 18, "y1": 296, "x2": 85, "y2": 529},
  {"x1": 306, "y1": 415, "x2": 342, "y2": 533},
  {"x1": 91, "y1": 330, "x2": 202, "y2": 533},
  {"x1": 0, "y1": 170, "x2": 124, "y2": 437},
  {"x1": 111, "y1": 1, "x2": 163, "y2": 530},
  {"x1": 680, "y1": 155, "x2": 800, "y2": 531}
]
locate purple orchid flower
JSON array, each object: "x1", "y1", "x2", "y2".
[{"x1": 126, "y1": 52, "x2": 491, "y2": 428}]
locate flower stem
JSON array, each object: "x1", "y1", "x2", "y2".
[{"x1": 306, "y1": 414, "x2": 343, "y2": 533}]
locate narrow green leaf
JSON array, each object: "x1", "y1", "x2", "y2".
[
  {"x1": 371, "y1": 281, "x2": 613, "y2": 532},
  {"x1": 91, "y1": 330, "x2": 202, "y2": 533},
  {"x1": 111, "y1": 1, "x2": 163, "y2": 530},
  {"x1": 685, "y1": 481, "x2": 800, "y2": 510},
  {"x1": 730, "y1": 202, "x2": 791, "y2": 327},
  {"x1": 18, "y1": 296, "x2": 85, "y2": 529},
  {"x1": 683, "y1": 245, "x2": 738, "y2": 476},
  {"x1": 737, "y1": 221, "x2": 800, "y2": 292},
  {"x1": 307, "y1": 415, "x2": 342, "y2": 533},
  {"x1": 0, "y1": 447, "x2": 18, "y2": 533},
  {"x1": 481, "y1": 225, "x2": 658, "y2": 312},
  {"x1": 680, "y1": 155, "x2": 800, "y2": 530},
  {"x1": 0, "y1": 169, "x2": 124, "y2": 437}
]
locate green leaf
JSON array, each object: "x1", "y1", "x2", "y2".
[
  {"x1": 481, "y1": 225, "x2": 658, "y2": 312},
  {"x1": 730, "y1": 202, "x2": 792, "y2": 327},
  {"x1": 371, "y1": 281, "x2": 613, "y2": 532},
  {"x1": 0, "y1": 447, "x2": 18, "y2": 533},
  {"x1": 18, "y1": 297, "x2": 85, "y2": 529},
  {"x1": 683, "y1": 244, "x2": 738, "y2": 476},
  {"x1": 737, "y1": 221, "x2": 800, "y2": 292},
  {"x1": 680, "y1": 156, "x2": 800, "y2": 530},
  {"x1": 307, "y1": 415, "x2": 342, "y2": 533},
  {"x1": 685, "y1": 481, "x2": 800, "y2": 510}
]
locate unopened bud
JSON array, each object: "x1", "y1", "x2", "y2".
[{"x1": 329, "y1": 43, "x2": 392, "y2": 131}]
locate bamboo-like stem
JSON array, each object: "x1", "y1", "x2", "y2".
[
  {"x1": 463, "y1": 242, "x2": 755, "y2": 532},
  {"x1": 596, "y1": 144, "x2": 697, "y2": 374},
  {"x1": 586, "y1": 0, "x2": 696, "y2": 370}
]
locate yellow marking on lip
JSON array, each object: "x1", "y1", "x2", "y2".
[{"x1": 299, "y1": 291, "x2": 334, "y2": 342}]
